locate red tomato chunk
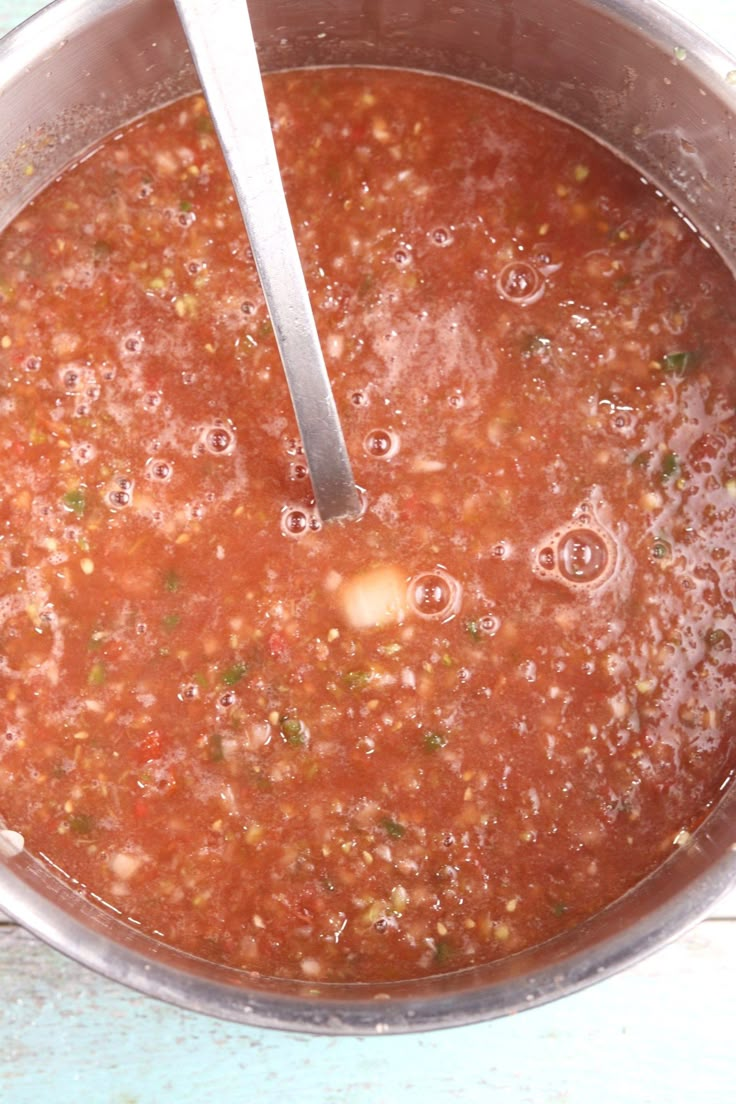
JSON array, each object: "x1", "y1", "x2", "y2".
[{"x1": 0, "y1": 69, "x2": 735, "y2": 983}]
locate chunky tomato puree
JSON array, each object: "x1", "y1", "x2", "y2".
[{"x1": 0, "y1": 68, "x2": 735, "y2": 983}]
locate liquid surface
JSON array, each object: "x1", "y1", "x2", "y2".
[{"x1": 0, "y1": 69, "x2": 735, "y2": 982}]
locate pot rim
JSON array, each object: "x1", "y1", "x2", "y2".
[{"x1": 0, "y1": 0, "x2": 735, "y2": 1035}]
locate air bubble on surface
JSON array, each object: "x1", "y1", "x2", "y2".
[
  {"x1": 72, "y1": 441, "x2": 96, "y2": 466},
  {"x1": 122, "y1": 332, "x2": 144, "y2": 355},
  {"x1": 610, "y1": 408, "x2": 637, "y2": 437},
  {"x1": 477, "y1": 613, "x2": 500, "y2": 636},
  {"x1": 60, "y1": 364, "x2": 84, "y2": 394},
  {"x1": 281, "y1": 506, "x2": 321, "y2": 539},
  {"x1": 289, "y1": 462, "x2": 309, "y2": 481},
  {"x1": 533, "y1": 499, "x2": 618, "y2": 592},
  {"x1": 282, "y1": 435, "x2": 305, "y2": 457},
  {"x1": 495, "y1": 261, "x2": 545, "y2": 305},
  {"x1": 145, "y1": 458, "x2": 173, "y2": 483},
  {"x1": 430, "y1": 226, "x2": 453, "y2": 247},
  {"x1": 106, "y1": 475, "x2": 134, "y2": 510},
  {"x1": 363, "y1": 428, "x2": 400, "y2": 459},
  {"x1": 194, "y1": 419, "x2": 236, "y2": 457},
  {"x1": 178, "y1": 681, "x2": 200, "y2": 703},
  {"x1": 407, "y1": 567, "x2": 462, "y2": 622}
]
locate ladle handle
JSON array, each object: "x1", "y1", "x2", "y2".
[{"x1": 174, "y1": 0, "x2": 361, "y2": 523}]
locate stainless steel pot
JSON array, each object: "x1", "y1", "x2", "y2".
[{"x1": 0, "y1": 0, "x2": 734, "y2": 1034}]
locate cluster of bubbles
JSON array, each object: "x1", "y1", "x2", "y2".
[
  {"x1": 280, "y1": 505, "x2": 322, "y2": 539},
  {"x1": 106, "y1": 474, "x2": 134, "y2": 511},
  {"x1": 533, "y1": 502, "x2": 617, "y2": 592},
  {"x1": 407, "y1": 567, "x2": 462, "y2": 622}
]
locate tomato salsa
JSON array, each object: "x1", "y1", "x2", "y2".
[{"x1": 0, "y1": 68, "x2": 735, "y2": 983}]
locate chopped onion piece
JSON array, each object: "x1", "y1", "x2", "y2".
[{"x1": 339, "y1": 565, "x2": 407, "y2": 629}]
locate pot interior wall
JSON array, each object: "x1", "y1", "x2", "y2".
[{"x1": 1, "y1": 0, "x2": 736, "y2": 262}]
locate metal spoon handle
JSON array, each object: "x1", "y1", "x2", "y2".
[{"x1": 174, "y1": 0, "x2": 361, "y2": 523}]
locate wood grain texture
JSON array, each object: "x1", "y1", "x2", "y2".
[
  {"x1": 0, "y1": 921, "x2": 734, "y2": 1104},
  {"x1": 0, "y1": 0, "x2": 734, "y2": 1100}
]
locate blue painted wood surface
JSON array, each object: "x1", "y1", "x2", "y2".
[{"x1": 0, "y1": 1, "x2": 734, "y2": 1101}]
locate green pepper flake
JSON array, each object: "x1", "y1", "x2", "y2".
[
  {"x1": 88, "y1": 660, "x2": 106, "y2": 687},
  {"x1": 660, "y1": 350, "x2": 698, "y2": 377},
  {"x1": 62, "y1": 487, "x2": 86, "y2": 516},
  {"x1": 380, "y1": 816, "x2": 406, "y2": 839},
  {"x1": 179, "y1": 199, "x2": 193, "y2": 212},
  {"x1": 465, "y1": 619, "x2": 482, "y2": 643},
  {"x1": 343, "y1": 669, "x2": 373, "y2": 691},
  {"x1": 259, "y1": 319, "x2": 273, "y2": 338},
  {"x1": 423, "y1": 730, "x2": 448, "y2": 752},
  {"x1": 434, "y1": 939, "x2": 452, "y2": 964},
  {"x1": 661, "y1": 451, "x2": 679, "y2": 481},
  {"x1": 195, "y1": 115, "x2": 214, "y2": 133},
  {"x1": 193, "y1": 672, "x2": 208, "y2": 688},
  {"x1": 706, "y1": 627, "x2": 732, "y2": 651},
  {"x1": 164, "y1": 569, "x2": 181, "y2": 592},
  {"x1": 69, "y1": 813, "x2": 94, "y2": 835},
  {"x1": 208, "y1": 732, "x2": 224, "y2": 762},
  {"x1": 221, "y1": 662, "x2": 247, "y2": 687},
  {"x1": 280, "y1": 716, "x2": 305, "y2": 746},
  {"x1": 553, "y1": 902, "x2": 569, "y2": 917},
  {"x1": 357, "y1": 273, "x2": 374, "y2": 298},
  {"x1": 162, "y1": 613, "x2": 181, "y2": 632}
]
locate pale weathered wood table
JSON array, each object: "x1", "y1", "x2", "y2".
[{"x1": 0, "y1": 1, "x2": 734, "y2": 1101}]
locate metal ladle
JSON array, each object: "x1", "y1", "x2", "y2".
[{"x1": 173, "y1": 0, "x2": 361, "y2": 524}]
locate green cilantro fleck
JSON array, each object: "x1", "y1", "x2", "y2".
[
  {"x1": 423, "y1": 730, "x2": 448, "y2": 752},
  {"x1": 661, "y1": 451, "x2": 679, "y2": 481},
  {"x1": 164, "y1": 569, "x2": 181, "y2": 593},
  {"x1": 280, "y1": 716, "x2": 305, "y2": 746},
  {"x1": 651, "y1": 538, "x2": 671, "y2": 561},
  {"x1": 343, "y1": 669, "x2": 373, "y2": 691},
  {"x1": 221, "y1": 662, "x2": 247, "y2": 687},
  {"x1": 434, "y1": 939, "x2": 452, "y2": 964},
  {"x1": 208, "y1": 732, "x2": 224, "y2": 762},
  {"x1": 162, "y1": 613, "x2": 181, "y2": 632},
  {"x1": 69, "y1": 813, "x2": 94, "y2": 835},
  {"x1": 62, "y1": 488, "x2": 86, "y2": 516},
  {"x1": 88, "y1": 660, "x2": 106, "y2": 687},
  {"x1": 380, "y1": 816, "x2": 406, "y2": 839},
  {"x1": 660, "y1": 350, "x2": 698, "y2": 377}
]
